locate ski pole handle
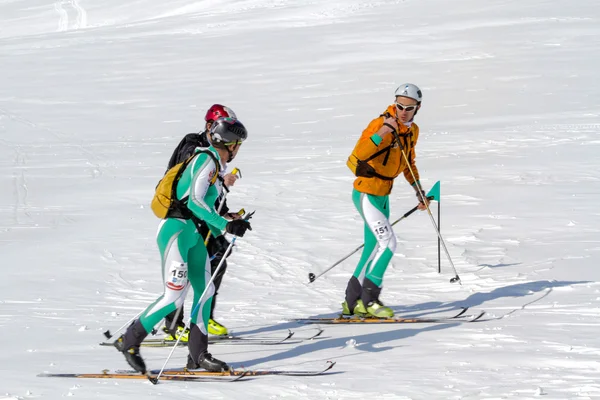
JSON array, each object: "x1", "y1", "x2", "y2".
[{"x1": 392, "y1": 196, "x2": 434, "y2": 225}]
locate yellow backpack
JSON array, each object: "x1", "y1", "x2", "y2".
[{"x1": 151, "y1": 150, "x2": 220, "y2": 219}]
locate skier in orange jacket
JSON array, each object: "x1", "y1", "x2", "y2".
[{"x1": 344, "y1": 83, "x2": 429, "y2": 318}]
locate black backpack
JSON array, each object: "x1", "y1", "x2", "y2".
[{"x1": 167, "y1": 132, "x2": 210, "y2": 170}]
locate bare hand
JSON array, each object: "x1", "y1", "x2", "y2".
[
  {"x1": 376, "y1": 117, "x2": 399, "y2": 138},
  {"x1": 223, "y1": 173, "x2": 238, "y2": 187},
  {"x1": 417, "y1": 200, "x2": 429, "y2": 211},
  {"x1": 416, "y1": 190, "x2": 429, "y2": 210}
]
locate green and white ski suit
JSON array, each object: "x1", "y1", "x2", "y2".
[
  {"x1": 139, "y1": 147, "x2": 228, "y2": 336},
  {"x1": 351, "y1": 189, "x2": 396, "y2": 287}
]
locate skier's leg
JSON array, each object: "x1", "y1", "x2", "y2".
[
  {"x1": 343, "y1": 190, "x2": 379, "y2": 314},
  {"x1": 358, "y1": 194, "x2": 396, "y2": 317},
  {"x1": 361, "y1": 194, "x2": 394, "y2": 286},
  {"x1": 162, "y1": 221, "x2": 211, "y2": 339},
  {"x1": 210, "y1": 255, "x2": 227, "y2": 316},
  {"x1": 137, "y1": 220, "x2": 195, "y2": 331},
  {"x1": 116, "y1": 220, "x2": 194, "y2": 372},
  {"x1": 197, "y1": 224, "x2": 229, "y2": 333},
  {"x1": 188, "y1": 240, "x2": 213, "y2": 342},
  {"x1": 208, "y1": 244, "x2": 228, "y2": 334},
  {"x1": 164, "y1": 304, "x2": 185, "y2": 337},
  {"x1": 186, "y1": 240, "x2": 228, "y2": 371}
]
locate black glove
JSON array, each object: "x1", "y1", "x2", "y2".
[
  {"x1": 225, "y1": 219, "x2": 252, "y2": 237},
  {"x1": 212, "y1": 235, "x2": 232, "y2": 259}
]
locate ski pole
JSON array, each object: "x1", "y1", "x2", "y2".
[
  {"x1": 307, "y1": 199, "x2": 432, "y2": 284},
  {"x1": 393, "y1": 131, "x2": 461, "y2": 285}
]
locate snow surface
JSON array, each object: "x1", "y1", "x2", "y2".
[{"x1": 1, "y1": 0, "x2": 600, "y2": 399}]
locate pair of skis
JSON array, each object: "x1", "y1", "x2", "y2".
[
  {"x1": 42, "y1": 308, "x2": 484, "y2": 383},
  {"x1": 38, "y1": 361, "x2": 337, "y2": 383},
  {"x1": 98, "y1": 307, "x2": 483, "y2": 351},
  {"x1": 99, "y1": 328, "x2": 324, "y2": 348},
  {"x1": 291, "y1": 307, "x2": 485, "y2": 324},
  {"x1": 62, "y1": 329, "x2": 331, "y2": 383}
]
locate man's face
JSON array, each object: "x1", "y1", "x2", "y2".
[
  {"x1": 226, "y1": 143, "x2": 242, "y2": 160},
  {"x1": 395, "y1": 96, "x2": 419, "y2": 123},
  {"x1": 205, "y1": 121, "x2": 213, "y2": 131}
]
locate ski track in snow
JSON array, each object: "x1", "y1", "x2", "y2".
[{"x1": 55, "y1": 0, "x2": 87, "y2": 32}]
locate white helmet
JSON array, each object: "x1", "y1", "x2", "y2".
[{"x1": 394, "y1": 83, "x2": 422, "y2": 104}]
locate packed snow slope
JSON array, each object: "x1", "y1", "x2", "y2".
[{"x1": 1, "y1": 0, "x2": 599, "y2": 398}]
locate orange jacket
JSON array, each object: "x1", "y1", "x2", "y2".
[{"x1": 351, "y1": 105, "x2": 420, "y2": 196}]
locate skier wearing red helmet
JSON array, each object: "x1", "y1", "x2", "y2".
[
  {"x1": 205, "y1": 104, "x2": 237, "y2": 124},
  {"x1": 166, "y1": 104, "x2": 237, "y2": 168}
]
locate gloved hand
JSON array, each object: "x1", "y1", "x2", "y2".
[{"x1": 225, "y1": 219, "x2": 252, "y2": 237}]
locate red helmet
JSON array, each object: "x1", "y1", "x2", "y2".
[{"x1": 205, "y1": 104, "x2": 236, "y2": 122}]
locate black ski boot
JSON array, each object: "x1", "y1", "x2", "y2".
[
  {"x1": 342, "y1": 276, "x2": 366, "y2": 316},
  {"x1": 361, "y1": 277, "x2": 382, "y2": 306},
  {"x1": 114, "y1": 320, "x2": 148, "y2": 374},
  {"x1": 163, "y1": 307, "x2": 185, "y2": 337},
  {"x1": 186, "y1": 322, "x2": 229, "y2": 372},
  {"x1": 187, "y1": 352, "x2": 230, "y2": 372},
  {"x1": 120, "y1": 342, "x2": 146, "y2": 374}
]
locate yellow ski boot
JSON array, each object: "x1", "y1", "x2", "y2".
[
  {"x1": 341, "y1": 299, "x2": 367, "y2": 317},
  {"x1": 162, "y1": 325, "x2": 190, "y2": 342},
  {"x1": 208, "y1": 318, "x2": 228, "y2": 336}
]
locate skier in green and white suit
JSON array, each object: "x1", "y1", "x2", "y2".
[{"x1": 115, "y1": 118, "x2": 251, "y2": 374}]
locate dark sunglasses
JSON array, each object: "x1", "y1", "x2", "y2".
[
  {"x1": 224, "y1": 140, "x2": 243, "y2": 146},
  {"x1": 396, "y1": 103, "x2": 418, "y2": 112}
]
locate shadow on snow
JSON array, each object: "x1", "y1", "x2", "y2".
[{"x1": 233, "y1": 279, "x2": 589, "y2": 334}]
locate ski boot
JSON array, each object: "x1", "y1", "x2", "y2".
[
  {"x1": 341, "y1": 299, "x2": 367, "y2": 317},
  {"x1": 343, "y1": 276, "x2": 367, "y2": 317},
  {"x1": 162, "y1": 325, "x2": 190, "y2": 342},
  {"x1": 114, "y1": 335, "x2": 147, "y2": 374},
  {"x1": 366, "y1": 300, "x2": 394, "y2": 318},
  {"x1": 361, "y1": 277, "x2": 393, "y2": 318},
  {"x1": 208, "y1": 318, "x2": 228, "y2": 336},
  {"x1": 186, "y1": 352, "x2": 230, "y2": 372}
]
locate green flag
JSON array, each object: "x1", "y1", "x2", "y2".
[{"x1": 427, "y1": 181, "x2": 441, "y2": 202}]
